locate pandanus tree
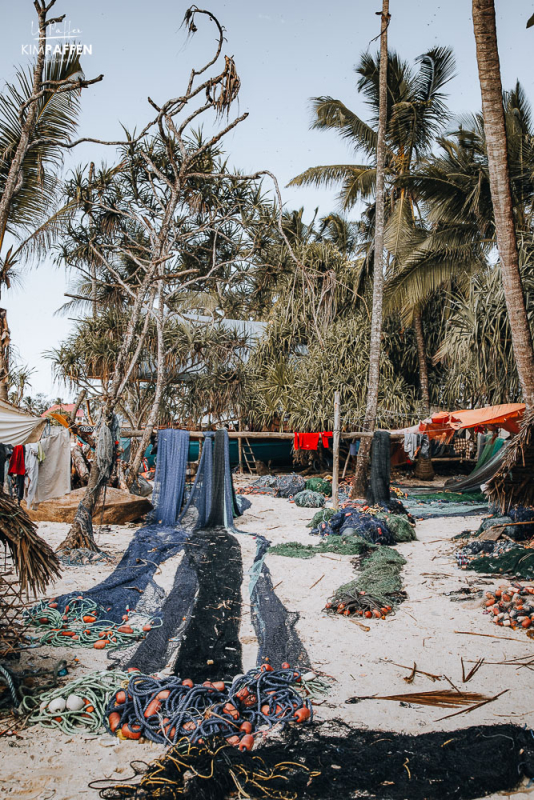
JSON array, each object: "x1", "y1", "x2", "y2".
[
  {"x1": 55, "y1": 7, "x2": 302, "y2": 552},
  {"x1": 289, "y1": 40, "x2": 456, "y2": 420}
]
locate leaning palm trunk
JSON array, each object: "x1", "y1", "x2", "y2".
[
  {"x1": 352, "y1": 0, "x2": 390, "y2": 497},
  {"x1": 472, "y1": 0, "x2": 534, "y2": 408}
]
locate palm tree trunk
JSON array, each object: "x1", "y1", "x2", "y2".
[
  {"x1": 352, "y1": 0, "x2": 390, "y2": 497},
  {"x1": 472, "y1": 0, "x2": 534, "y2": 408},
  {"x1": 0, "y1": 309, "x2": 10, "y2": 401},
  {"x1": 413, "y1": 310, "x2": 430, "y2": 415}
]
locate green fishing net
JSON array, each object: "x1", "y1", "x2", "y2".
[
  {"x1": 293, "y1": 490, "x2": 325, "y2": 508},
  {"x1": 375, "y1": 513, "x2": 417, "y2": 542},
  {"x1": 269, "y1": 536, "x2": 375, "y2": 560},
  {"x1": 408, "y1": 491, "x2": 487, "y2": 503},
  {"x1": 306, "y1": 508, "x2": 336, "y2": 529},
  {"x1": 304, "y1": 478, "x2": 333, "y2": 497},
  {"x1": 468, "y1": 547, "x2": 534, "y2": 579},
  {"x1": 333, "y1": 547, "x2": 406, "y2": 607}
]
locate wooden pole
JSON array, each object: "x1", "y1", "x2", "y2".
[
  {"x1": 332, "y1": 391, "x2": 341, "y2": 510},
  {"x1": 238, "y1": 410, "x2": 243, "y2": 474},
  {"x1": 119, "y1": 428, "x2": 404, "y2": 441}
]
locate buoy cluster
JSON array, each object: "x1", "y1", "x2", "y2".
[{"x1": 485, "y1": 584, "x2": 534, "y2": 629}]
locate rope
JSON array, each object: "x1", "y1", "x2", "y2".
[
  {"x1": 105, "y1": 664, "x2": 312, "y2": 745},
  {"x1": 24, "y1": 597, "x2": 162, "y2": 650},
  {"x1": 20, "y1": 670, "x2": 130, "y2": 734}
]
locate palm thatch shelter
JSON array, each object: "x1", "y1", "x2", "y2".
[
  {"x1": 0, "y1": 495, "x2": 61, "y2": 657},
  {"x1": 486, "y1": 407, "x2": 534, "y2": 511}
]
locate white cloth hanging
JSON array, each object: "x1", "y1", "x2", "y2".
[
  {"x1": 33, "y1": 428, "x2": 71, "y2": 504},
  {"x1": 0, "y1": 399, "x2": 46, "y2": 445},
  {"x1": 24, "y1": 445, "x2": 40, "y2": 507}
]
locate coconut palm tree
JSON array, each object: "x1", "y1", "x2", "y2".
[
  {"x1": 289, "y1": 44, "x2": 455, "y2": 417},
  {"x1": 0, "y1": 47, "x2": 96, "y2": 399},
  {"x1": 472, "y1": 0, "x2": 534, "y2": 407}
]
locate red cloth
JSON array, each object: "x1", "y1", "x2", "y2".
[
  {"x1": 8, "y1": 445, "x2": 25, "y2": 476},
  {"x1": 294, "y1": 433, "x2": 321, "y2": 450},
  {"x1": 294, "y1": 432, "x2": 333, "y2": 451}
]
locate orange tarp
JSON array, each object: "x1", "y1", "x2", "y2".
[{"x1": 419, "y1": 403, "x2": 525, "y2": 441}]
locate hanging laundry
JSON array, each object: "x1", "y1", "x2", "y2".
[
  {"x1": 294, "y1": 432, "x2": 334, "y2": 451},
  {"x1": 9, "y1": 444, "x2": 25, "y2": 476},
  {"x1": 294, "y1": 433, "x2": 321, "y2": 450},
  {"x1": 321, "y1": 432, "x2": 333, "y2": 448},
  {"x1": 33, "y1": 428, "x2": 71, "y2": 504},
  {"x1": 25, "y1": 445, "x2": 40, "y2": 508}
]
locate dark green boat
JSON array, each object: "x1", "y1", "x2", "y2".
[{"x1": 187, "y1": 438, "x2": 292, "y2": 467}]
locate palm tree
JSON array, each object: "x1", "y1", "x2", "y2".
[
  {"x1": 472, "y1": 0, "x2": 534, "y2": 407},
  {"x1": 351, "y1": 0, "x2": 390, "y2": 495},
  {"x1": 0, "y1": 35, "x2": 100, "y2": 399},
  {"x1": 289, "y1": 44, "x2": 455, "y2": 416}
]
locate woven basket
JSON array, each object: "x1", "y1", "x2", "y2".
[{"x1": 414, "y1": 454, "x2": 435, "y2": 481}]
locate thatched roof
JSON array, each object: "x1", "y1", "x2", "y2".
[
  {"x1": 0, "y1": 495, "x2": 61, "y2": 595},
  {"x1": 486, "y1": 407, "x2": 534, "y2": 512}
]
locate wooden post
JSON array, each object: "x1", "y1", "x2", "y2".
[
  {"x1": 332, "y1": 391, "x2": 341, "y2": 510},
  {"x1": 238, "y1": 410, "x2": 243, "y2": 474}
]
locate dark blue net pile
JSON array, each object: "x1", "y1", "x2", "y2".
[
  {"x1": 49, "y1": 428, "x2": 307, "y2": 678},
  {"x1": 55, "y1": 430, "x2": 192, "y2": 624},
  {"x1": 312, "y1": 506, "x2": 395, "y2": 546}
]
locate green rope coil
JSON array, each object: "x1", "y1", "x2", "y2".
[
  {"x1": 20, "y1": 670, "x2": 130, "y2": 734},
  {"x1": 24, "y1": 597, "x2": 162, "y2": 651}
]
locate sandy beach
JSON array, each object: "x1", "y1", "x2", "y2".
[{"x1": 1, "y1": 487, "x2": 533, "y2": 800}]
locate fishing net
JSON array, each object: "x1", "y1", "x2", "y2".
[
  {"x1": 304, "y1": 478, "x2": 332, "y2": 496},
  {"x1": 293, "y1": 490, "x2": 325, "y2": 508},
  {"x1": 410, "y1": 491, "x2": 487, "y2": 503},
  {"x1": 455, "y1": 539, "x2": 515, "y2": 568},
  {"x1": 318, "y1": 507, "x2": 396, "y2": 545},
  {"x1": 54, "y1": 429, "x2": 192, "y2": 624},
  {"x1": 476, "y1": 515, "x2": 515, "y2": 535},
  {"x1": 269, "y1": 536, "x2": 375, "y2": 559},
  {"x1": 249, "y1": 536, "x2": 310, "y2": 670},
  {"x1": 367, "y1": 431, "x2": 391, "y2": 505},
  {"x1": 171, "y1": 528, "x2": 243, "y2": 682},
  {"x1": 330, "y1": 546, "x2": 406, "y2": 609},
  {"x1": 375, "y1": 512, "x2": 417, "y2": 542},
  {"x1": 150, "y1": 430, "x2": 190, "y2": 526},
  {"x1": 93, "y1": 720, "x2": 534, "y2": 800},
  {"x1": 276, "y1": 474, "x2": 306, "y2": 498},
  {"x1": 50, "y1": 427, "x2": 308, "y2": 680},
  {"x1": 468, "y1": 546, "x2": 534, "y2": 579},
  {"x1": 306, "y1": 508, "x2": 336, "y2": 529},
  {"x1": 403, "y1": 497, "x2": 488, "y2": 519}
]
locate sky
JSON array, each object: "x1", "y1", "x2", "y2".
[{"x1": 1, "y1": 0, "x2": 532, "y2": 398}]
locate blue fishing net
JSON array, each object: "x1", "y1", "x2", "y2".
[
  {"x1": 51, "y1": 428, "x2": 306, "y2": 678},
  {"x1": 316, "y1": 506, "x2": 396, "y2": 546},
  {"x1": 150, "y1": 430, "x2": 190, "y2": 526},
  {"x1": 54, "y1": 430, "x2": 192, "y2": 622}
]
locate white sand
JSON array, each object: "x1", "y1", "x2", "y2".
[{"x1": 1, "y1": 498, "x2": 533, "y2": 800}]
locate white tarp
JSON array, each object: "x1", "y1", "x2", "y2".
[
  {"x1": 33, "y1": 427, "x2": 71, "y2": 504},
  {"x1": 0, "y1": 399, "x2": 46, "y2": 445}
]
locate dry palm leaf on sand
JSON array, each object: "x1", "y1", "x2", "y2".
[{"x1": 0, "y1": 494, "x2": 61, "y2": 594}]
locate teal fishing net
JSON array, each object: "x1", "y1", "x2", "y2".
[{"x1": 293, "y1": 490, "x2": 325, "y2": 508}]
